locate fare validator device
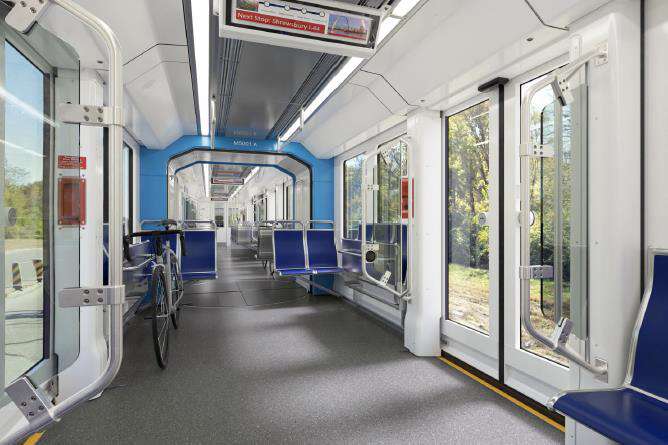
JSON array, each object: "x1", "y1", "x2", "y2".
[{"x1": 219, "y1": 0, "x2": 384, "y2": 58}]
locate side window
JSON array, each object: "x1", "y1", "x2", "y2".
[
  {"x1": 376, "y1": 139, "x2": 407, "y2": 224},
  {"x1": 343, "y1": 154, "x2": 364, "y2": 239}
]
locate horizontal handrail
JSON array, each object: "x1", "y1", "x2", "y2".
[
  {"x1": 180, "y1": 219, "x2": 216, "y2": 230},
  {"x1": 122, "y1": 256, "x2": 153, "y2": 272},
  {"x1": 306, "y1": 220, "x2": 334, "y2": 229},
  {"x1": 272, "y1": 220, "x2": 305, "y2": 230}
]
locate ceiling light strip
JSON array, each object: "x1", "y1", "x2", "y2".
[
  {"x1": 191, "y1": 0, "x2": 210, "y2": 136},
  {"x1": 278, "y1": 0, "x2": 423, "y2": 143}
]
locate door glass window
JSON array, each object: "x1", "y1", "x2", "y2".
[
  {"x1": 343, "y1": 154, "x2": 364, "y2": 239},
  {"x1": 3, "y1": 42, "x2": 48, "y2": 384},
  {"x1": 447, "y1": 100, "x2": 491, "y2": 334},
  {"x1": 377, "y1": 140, "x2": 407, "y2": 224},
  {"x1": 520, "y1": 72, "x2": 585, "y2": 367}
]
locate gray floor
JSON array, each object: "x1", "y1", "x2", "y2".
[{"x1": 42, "y1": 244, "x2": 562, "y2": 444}]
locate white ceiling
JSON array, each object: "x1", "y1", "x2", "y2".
[
  {"x1": 40, "y1": 0, "x2": 196, "y2": 149},
  {"x1": 296, "y1": 0, "x2": 612, "y2": 158}
]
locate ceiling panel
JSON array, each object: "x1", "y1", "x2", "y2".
[
  {"x1": 222, "y1": 43, "x2": 321, "y2": 138},
  {"x1": 211, "y1": 0, "x2": 391, "y2": 140}
]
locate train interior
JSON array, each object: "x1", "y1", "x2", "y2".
[{"x1": 0, "y1": 0, "x2": 666, "y2": 443}]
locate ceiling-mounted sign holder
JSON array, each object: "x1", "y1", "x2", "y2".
[
  {"x1": 219, "y1": 0, "x2": 383, "y2": 58},
  {"x1": 212, "y1": 178, "x2": 244, "y2": 185}
]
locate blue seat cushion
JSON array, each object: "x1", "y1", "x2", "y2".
[
  {"x1": 277, "y1": 268, "x2": 312, "y2": 276},
  {"x1": 553, "y1": 388, "x2": 668, "y2": 445},
  {"x1": 312, "y1": 267, "x2": 344, "y2": 275}
]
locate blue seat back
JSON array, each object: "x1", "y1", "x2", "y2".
[
  {"x1": 273, "y1": 230, "x2": 306, "y2": 270},
  {"x1": 356, "y1": 224, "x2": 373, "y2": 241},
  {"x1": 630, "y1": 253, "x2": 668, "y2": 399},
  {"x1": 341, "y1": 239, "x2": 362, "y2": 274},
  {"x1": 306, "y1": 230, "x2": 338, "y2": 268},
  {"x1": 181, "y1": 230, "x2": 217, "y2": 280}
]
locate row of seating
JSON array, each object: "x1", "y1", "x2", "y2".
[{"x1": 273, "y1": 223, "x2": 343, "y2": 277}]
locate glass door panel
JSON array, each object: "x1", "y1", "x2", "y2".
[
  {"x1": 447, "y1": 100, "x2": 491, "y2": 334},
  {"x1": 1, "y1": 15, "x2": 81, "y2": 408},
  {"x1": 519, "y1": 73, "x2": 586, "y2": 367},
  {"x1": 442, "y1": 93, "x2": 499, "y2": 378},
  {"x1": 3, "y1": 40, "x2": 48, "y2": 385},
  {"x1": 361, "y1": 137, "x2": 408, "y2": 295}
]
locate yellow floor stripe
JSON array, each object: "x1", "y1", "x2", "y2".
[
  {"x1": 23, "y1": 432, "x2": 43, "y2": 445},
  {"x1": 437, "y1": 356, "x2": 565, "y2": 433}
]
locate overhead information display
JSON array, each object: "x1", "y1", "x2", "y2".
[{"x1": 220, "y1": 0, "x2": 383, "y2": 58}]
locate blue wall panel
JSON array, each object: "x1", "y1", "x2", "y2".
[{"x1": 139, "y1": 136, "x2": 334, "y2": 222}]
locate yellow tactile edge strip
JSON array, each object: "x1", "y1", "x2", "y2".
[
  {"x1": 437, "y1": 356, "x2": 565, "y2": 433},
  {"x1": 23, "y1": 432, "x2": 44, "y2": 445}
]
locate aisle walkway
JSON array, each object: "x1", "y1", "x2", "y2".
[{"x1": 42, "y1": 244, "x2": 562, "y2": 444}]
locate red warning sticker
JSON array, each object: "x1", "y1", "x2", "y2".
[{"x1": 58, "y1": 155, "x2": 86, "y2": 170}]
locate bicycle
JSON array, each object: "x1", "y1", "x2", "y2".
[{"x1": 123, "y1": 220, "x2": 187, "y2": 368}]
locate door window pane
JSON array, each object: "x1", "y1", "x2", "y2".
[
  {"x1": 343, "y1": 154, "x2": 364, "y2": 239},
  {"x1": 447, "y1": 100, "x2": 490, "y2": 334},
  {"x1": 377, "y1": 140, "x2": 407, "y2": 224},
  {"x1": 4, "y1": 42, "x2": 48, "y2": 384},
  {"x1": 520, "y1": 74, "x2": 578, "y2": 367}
]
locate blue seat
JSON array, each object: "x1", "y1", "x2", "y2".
[
  {"x1": 550, "y1": 250, "x2": 668, "y2": 445},
  {"x1": 306, "y1": 230, "x2": 343, "y2": 275},
  {"x1": 180, "y1": 230, "x2": 217, "y2": 280},
  {"x1": 273, "y1": 229, "x2": 311, "y2": 277},
  {"x1": 341, "y1": 238, "x2": 362, "y2": 274}
]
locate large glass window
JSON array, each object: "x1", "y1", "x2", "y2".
[
  {"x1": 343, "y1": 154, "x2": 364, "y2": 239},
  {"x1": 376, "y1": 140, "x2": 407, "y2": 224},
  {"x1": 447, "y1": 100, "x2": 491, "y2": 334},
  {"x1": 3, "y1": 42, "x2": 49, "y2": 384}
]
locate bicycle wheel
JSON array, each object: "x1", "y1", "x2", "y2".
[
  {"x1": 169, "y1": 250, "x2": 183, "y2": 329},
  {"x1": 151, "y1": 266, "x2": 170, "y2": 369}
]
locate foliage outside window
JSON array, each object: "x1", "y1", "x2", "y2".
[
  {"x1": 343, "y1": 154, "x2": 364, "y2": 239},
  {"x1": 447, "y1": 100, "x2": 491, "y2": 334}
]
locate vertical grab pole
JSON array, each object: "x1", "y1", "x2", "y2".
[
  {"x1": 1, "y1": 1, "x2": 125, "y2": 443},
  {"x1": 553, "y1": 101, "x2": 563, "y2": 322}
]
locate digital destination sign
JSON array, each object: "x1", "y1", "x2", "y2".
[{"x1": 220, "y1": 0, "x2": 383, "y2": 58}]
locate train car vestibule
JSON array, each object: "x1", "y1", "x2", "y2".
[{"x1": 0, "y1": 0, "x2": 665, "y2": 444}]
